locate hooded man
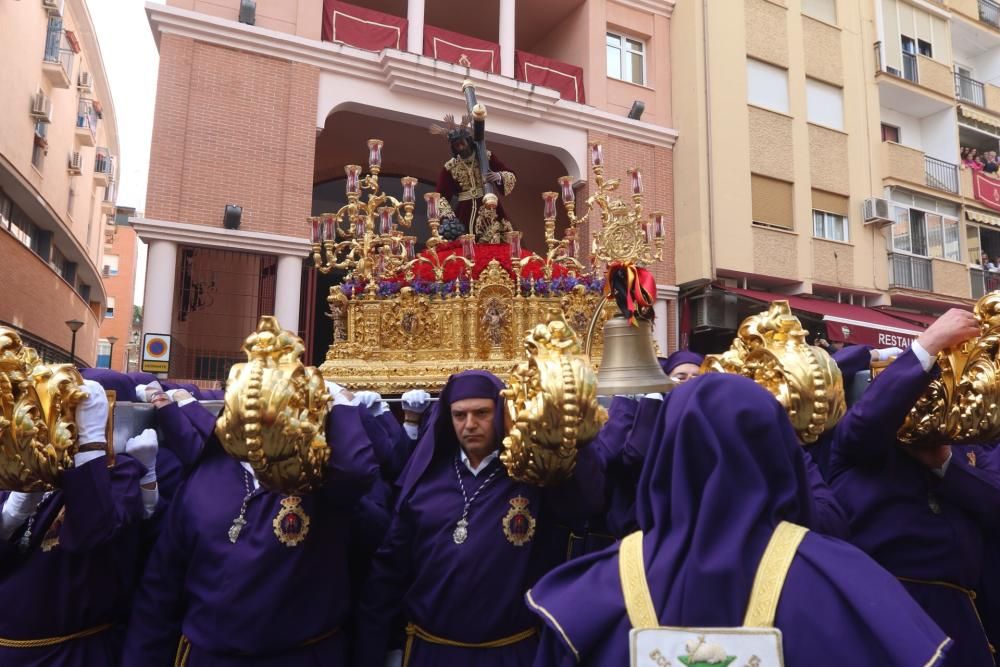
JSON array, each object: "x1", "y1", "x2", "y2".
[{"x1": 526, "y1": 374, "x2": 950, "y2": 666}]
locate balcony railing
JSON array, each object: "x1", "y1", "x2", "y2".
[
  {"x1": 76, "y1": 99, "x2": 97, "y2": 143},
  {"x1": 890, "y1": 253, "x2": 934, "y2": 291},
  {"x1": 924, "y1": 156, "x2": 959, "y2": 194},
  {"x1": 981, "y1": 0, "x2": 1000, "y2": 29},
  {"x1": 971, "y1": 267, "x2": 1000, "y2": 299},
  {"x1": 94, "y1": 148, "x2": 112, "y2": 177},
  {"x1": 956, "y1": 72, "x2": 986, "y2": 107}
]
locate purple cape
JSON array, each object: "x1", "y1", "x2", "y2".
[
  {"x1": 526, "y1": 374, "x2": 950, "y2": 666},
  {"x1": 658, "y1": 349, "x2": 704, "y2": 376}
]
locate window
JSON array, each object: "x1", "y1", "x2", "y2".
[
  {"x1": 44, "y1": 17, "x2": 63, "y2": 62},
  {"x1": 802, "y1": 0, "x2": 836, "y2": 23},
  {"x1": 67, "y1": 177, "x2": 76, "y2": 219},
  {"x1": 31, "y1": 122, "x2": 47, "y2": 171},
  {"x1": 891, "y1": 205, "x2": 961, "y2": 260},
  {"x1": 806, "y1": 79, "x2": 844, "y2": 130},
  {"x1": 606, "y1": 32, "x2": 645, "y2": 85},
  {"x1": 0, "y1": 190, "x2": 12, "y2": 231},
  {"x1": 751, "y1": 174, "x2": 794, "y2": 229},
  {"x1": 746, "y1": 59, "x2": 789, "y2": 113},
  {"x1": 881, "y1": 123, "x2": 900, "y2": 143},
  {"x1": 97, "y1": 340, "x2": 111, "y2": 369},
  {"x1": 901, "y1": 36, "x2": 917, "y2": 82},
  {"x1": 105, "y1": 295, "x2": 116, "y2": 319},
  {"x1": 812, "y1": 190, "x2": 849, "y2": 242},
  {"x1": 104, "y1": 254, "x2": 119, "y2": 276},
  {"x1": 917, "y1": 39, "x2": 932, "y2": 58}
]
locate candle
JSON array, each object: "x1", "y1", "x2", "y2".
[
  {"x1": 558, "y1": 176, "x2": 575, "y2": 203},
  {"x1": 345, "y1": 165, "x2": 362, "y2": 195},
  {"x1": 378, "y1": 207, "x2": 394, "y2": 236},
  {"x1": 460, "y1": 234, "x2": 476, "y2": 261},
  {"x1": 424, "y1": 192, "x2": 440, "y2": 220},
  {"x1": 590, "y1": 142, "x2": 603, "y2": 167},
  {"x1": 322, "y1": 215, "x2": 335, "y2": 241},
  {"x1": 542, "y1": 191, "x2": 558, "y2": 220},
  {"x1": 564, "y1": 230, "x2": 578, "y2": 258},
  {"x1": 628, "y1": 168, "x2": 643, "y2": 195},
  {"x1": 309, "y1": 217, "x2": 320, "y2": 244},
  {"x1": 353, "y1": 216, "x2": 366, "y2": 239},
  {"x1": 642, "y1": 220, "x2": 653, "y2": 244},
  {"x1": 507, "y1": 230, "x2": 522, "y2": 258},
  {"x1": 401, "y1": 176, "x2": 417, "y2": 204},
  {"x1": 650, "y1": 212, "x2": 666, "y2": 239},
  {"x1": 367, "y1": 139, "x2": 383, "y2": 168},
  {"x1": 402, "y1": 236, "x2": 416, "y2": 260}
]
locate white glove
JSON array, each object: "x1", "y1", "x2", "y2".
[
  {"x1": 354, "y1": 390, "x2": 388, "y2": 416},
  {"x1": 324, "y1": 381, "x2": 346, "y2": 397},
  {"x1": 642, "y1": 393, "x2": 664, "y2": 401},
  {"x1": 165, "y1": 389, "x2": 196, "y2": 406},
  {"x1": 125, "y1": 428, "x2": 158, "y2": 485},
  {"x1": 0, "y1": 492, "x2": 44, "y2": 540},
  {"x1": 384, "y1": 650, "x2": 403, "y2": 667},
  {"x1": 135, "y1": 381, "x2": 164, "y2": 403},
  {"x1": 75, "y1": 380, "x2": 108, "y2": 466},
  {"x1": 401, "y1": 389, "x2": 431, "y2": 414},
  {"x1": 874, "y1": 346, "x2": 904, "y2": 362}
]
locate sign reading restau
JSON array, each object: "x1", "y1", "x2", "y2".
[{"x1": 141, "y1": 333, "x2": 171, "y2": 374}]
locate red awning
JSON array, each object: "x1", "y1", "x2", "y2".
[
  {"x1": 322, "y1": 0, "x2": 407, "y2": 51},
  {"x1": 872, "y1": 307, "x2": 937, "y2": 327},
  {"x1": 514, "y1": 50, "x2": 586, "y2": 103},
  {"x1": 725, "y1": 287, "x2": 925, "y2": 348},
  {"x1": 423, "y1": 25, "x2": 500, "y2": 74}
]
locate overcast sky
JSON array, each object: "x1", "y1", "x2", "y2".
[{"x1": 88, "y1": 0, "x2": 162, "y2": 307}]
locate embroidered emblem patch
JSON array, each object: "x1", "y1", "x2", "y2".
[
  {"x1": 502, "y1": 496, "x2": 536, "y2": 547},
  {"x1": 41, "y1": 507, "x2": 65, "y2": 553},
  {"x1": 968, "y1": 451, "x2": 977, "y2": 467},
  {"x1": 272, "y1": 496, "x2": 310, "y2": 547}
]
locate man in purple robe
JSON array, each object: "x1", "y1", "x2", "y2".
[
  {"x1": 828, "y1": 308, "x2": 999, "y2": 665},
  {"x1": 123, "y1": 401, "x2": 382, "y2": 666},
  {"x1": 355, "y1": 370, "x2": 604, "y2": 666},
  {"x1": 658, "y1": 349, "x2": 704, "y2": 384},
  {"x1": 526, "y1": 374, "x2": 950, "y2": 666},
  {"x1": 0, "y1": 380, "x2": 148, "y2": 666}
]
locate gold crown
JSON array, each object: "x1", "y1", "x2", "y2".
[
  {"x1": 501, "y1": 317, "x2": 608, "y2": 485},
  {"x1": 216, "y1": 317, "x2": 331, "y2": 494},
  {"x1": 0, "y1": 328, "x2": 86, "y2": 490},
  {"x1": 898, "y1": 292, "x2": 1000, "y2": 447},
  {"x1": 703, "y1": 301, "x2": 845, "y2": 444}
]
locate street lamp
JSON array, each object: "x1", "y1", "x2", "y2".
[
  {"x1": 65, "y1": 319, "x2": 83, "y2": 366},
  {"x1": 107, "y1": 336, "x2": 119, "y2": 370}
]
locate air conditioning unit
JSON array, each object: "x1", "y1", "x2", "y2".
[
  {"x1": 691, "y1": 292, "x2": 738, "y2": 332},
  {"x1": 863, "y1": 197, "x2": 892, "y2": 226},
  {"x1": 68, "y1": 151, "x2": 83, "y2": 173},
  {"x1": 77, "y1": 71, "x2": 92, "y2": 90},
  {"x1": 30, "y1": 92, "x2": 52, "y2": 122},
  {"x1": 42, "y1": 0, "x2": 63, "y2": 15}
]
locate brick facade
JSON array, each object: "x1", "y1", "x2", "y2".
[{"x1": 98, "y1": 224, "x2": 138, "y2": 370}]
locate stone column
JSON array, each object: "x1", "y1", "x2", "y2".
[
  {"x1": 142, "y1": 239, "x2": 177, "y2": 336},
  {"x1": 499, "y1": 0, "x2": 515, "y2": 77},
  {"x1": 274, "y1": 254, "x2": 304, "y2": 332},
  {"x1": 407, "y1": 0, "x2": 425, "y2": 56}
]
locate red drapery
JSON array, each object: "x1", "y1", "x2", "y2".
[
  {"x1": 322, "y1": 0, "x2": 408, "y2": 52},
  {"x1": 973, "y1": 171, "x2": 1000, "y2": 213},
  {"x1": 514, "y1": 50, "x2": 586, "y2": 103},
  {"x1": 396, "y1": 242, "x2": 570, "y2": 283},
  {"x1": 423, "y1": 25, "x2": 500, "y2": 73}
]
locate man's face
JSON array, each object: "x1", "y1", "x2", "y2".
[
  {"x1": 451, "y1": 137, "x2": 474, "y2": 158},
  {"x1": 451, "y1": 397, "x2": 497, "y2": 455},
  {"x1": 669, "y1": 363, "x2": 701, "y2": 384}
]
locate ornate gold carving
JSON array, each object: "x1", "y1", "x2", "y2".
[
  {"x1": 898, "y1": 292, "x2": 1000, "y2": 447},
  {"x1": 703, "y1": 301, "x2": 846, "y2": 444},
  {"x1": 216, "y1": 317, "x2": 331, "y2": 494},
  {"x1": 501, "y1": 317, "x2": 607, "y2": 486},
  {"x1": 0, "y1": 328, "x2": 85, "y2": 491}
]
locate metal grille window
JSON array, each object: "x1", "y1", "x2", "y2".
[{"x1": 606, "y1": 32, "x2": 645, "y2": 85}]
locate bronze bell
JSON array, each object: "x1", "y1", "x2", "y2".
[{"x1": 596, "y1": 316, "x2": 675, "y2": 395}]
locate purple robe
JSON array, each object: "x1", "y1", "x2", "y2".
[
  {"x1": 0, "y1": 456, "x2": 144, "y2": 667},
  {"x1": 123, "y1": 405, "x2": 380, "y2": 666},
  {"x1": 356, "y1": 370, "x2": 604, "y2": 666},
  {"x1": 526, "y1": 374, "x2": 950, "y2": 667},
  {"x1": 829, "y1": 349, "x2": 999, "y2": 665}
]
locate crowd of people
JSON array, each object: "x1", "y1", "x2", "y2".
[
  {"x1": 962, "y1": 146, "x2": 1000, "y2": 174},
  {"x1": 0, "y1": 309, "x2": 997, "y2": 666}
]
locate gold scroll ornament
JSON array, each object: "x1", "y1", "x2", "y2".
[
  {"x1": 0, "y1": 328, "x2": 86, "y2": 491},
  {"x1": 216, "y1": 317, "x2": 331, "y2": 494},
  {"x1": 501, "y1": 316, "x2": 608, "y2": 485},
  {"x1": 897, "y1": 292, "x2": 1000, "y2": 447},
  {"x1": 702, "y1": 301, "x2": 846, "y2": 444}
]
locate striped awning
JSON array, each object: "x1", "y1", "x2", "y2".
[
  {"x1": 959, "y1": 105, "x2": 1000, "y2": 132},
  {"x1": 966, "y1": 207, "x2": 1000, "y2": 228}
]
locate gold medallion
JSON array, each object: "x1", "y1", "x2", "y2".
[
  {"x1": 502, "y1": 496, "x2": 536, "y2": 547},
  {"x1": 968, "y1": 451, "x2": 977, "y2": 468},
  {"x1": 41, "y1": 507, "x2": 65, "y2": 552},
  {"x1": 272, "y1": 496, "x2": 310, "y2": 547}
]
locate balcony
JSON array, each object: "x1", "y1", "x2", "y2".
[
  {"x1": 882, "y1": 142, "x2": 961, "y2": 196},
  {"x1": 101, "y1": 180, "x2": 116, "y2": 212},
  {"x1": 889, "y1": 253, "x2": 934, "y2": 291},
  {"x1": 925, "y1": 155, "x2": 960, "y2": 193},
  {"x1": 981, "y1": 0, "x2": 1000, "y2": 28},
  {"x1": 971, "y1": 267, "x2": 1000, "y2": 298},
  {"x1": 75, "y1": 99, "x2": 97, "y2": 147},
  {"x1": 875, "y1": 41, "x2": 955, "y2": 108},
  {"x1": 93, "y1": 148, "x2": 112, "y2": 185},
  {"x1": 956, "y1": 72, "x2": 985, "y2": 106},
  {"x1": 41, "y1": 47, "x2": 73, "y2": 89}
]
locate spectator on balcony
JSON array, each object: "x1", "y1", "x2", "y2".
[
  {"x1": 984, "y1": 151, "x2": 999, "y2": 175},
  {"x1": 965, "y1": 148, "x2": 984, "y2": 172}
]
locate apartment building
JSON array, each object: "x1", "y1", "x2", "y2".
[
  {"x1": 96, "y1": 206, "x2": 139, "y2": 371},
  {"x1": 673, "y1": 0, "x2": 996, "y2": 352},
  {"x1": 137, "y1": 0, "x2": 678, "y2": 382},
  {"x1": 0, "y1": 0, "x2": 119, "y2": 366}
]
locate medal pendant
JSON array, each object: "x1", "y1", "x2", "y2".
[
  {"x1": 228, "y1": 516, "x2": 247, "y2": 543},
  {"x1": 453, "y1": 519, "x2": 469, "y2": 544}
]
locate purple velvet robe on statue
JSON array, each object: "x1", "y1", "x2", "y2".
[
  {"x1": 526, "y1": 374, "x2": 950, "y2": 667},
  {"x1": 829, "y1": 349, "x2": 1000, "y2": 666},
  {"x1": 355, "y1": 370, "x2": 604, "y2": 667},
  {"x1": 0, "y1": 456, "x2": 144, "y2": 667},
  {"x1": 122, "y1": 405, "x2": 380, "y2": 666}
]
